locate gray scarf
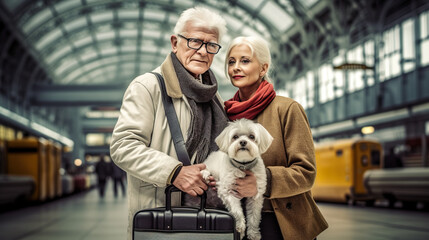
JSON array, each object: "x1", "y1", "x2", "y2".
[{"x1": 171, "y1": 52, "x2": 228, "y2": 163}]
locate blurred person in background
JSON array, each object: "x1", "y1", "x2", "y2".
[
  {"x1": 95, "y1": 154, "x2": 111, "y2": 199},
  {"x1": 111, "y1": 161, "x2": 126, "y2": 198}
]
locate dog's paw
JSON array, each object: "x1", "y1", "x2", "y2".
[
  {"x1": 246, "y1": 230, "x2": 262, "y2": 240},
  {"x1": 236, "y1": 220, "x2": 246, "y2": 239},
  {"x1": 200, "y1": 169, "x2": 211, "y2": 183},
  {"x1": 234, "y1": 169, "x2": 246, "y2": 178}
]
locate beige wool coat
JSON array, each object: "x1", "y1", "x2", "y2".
[
  {"x1": 110, "y1": 53, "x2": 224, "y2": 240},
  {"x1": 256, "y1": 96, "x2": 329, "y2": 240}
]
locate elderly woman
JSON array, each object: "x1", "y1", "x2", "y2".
[
  {"x1": 224, "y1": 36, "x2": 328, "y2": 240},
  {"x1": 110, "y1": 7, "x2": 229, "y2": 240}
]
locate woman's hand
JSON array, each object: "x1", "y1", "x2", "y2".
[{"x1": 231, "y1": 170, "x2": 258, "y2": 198}]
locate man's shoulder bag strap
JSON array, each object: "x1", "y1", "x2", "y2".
[{"x1": 151, "y1": 72, "x2": 191, "y2": 166}]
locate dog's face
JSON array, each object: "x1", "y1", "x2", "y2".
[{"x1": 215, "y1": 119, "x2": 273, "y2": 162}]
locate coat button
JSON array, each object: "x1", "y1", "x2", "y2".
[{"x1": 286, "y1": 202, "x2": 292, "y2": 209}]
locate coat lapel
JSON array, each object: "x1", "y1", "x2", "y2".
[{"x1": 160, "y1": 53, "x2": 183, "y2": 99}]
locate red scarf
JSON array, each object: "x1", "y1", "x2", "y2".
[{"x1": 224, "y1": 80, "x2": 276, "y2": 121}]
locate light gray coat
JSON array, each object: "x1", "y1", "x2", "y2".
[{"x1": 110, "y1": 54, "x2": 199, "y2": 239}]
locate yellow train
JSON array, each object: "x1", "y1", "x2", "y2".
[
  {"x1": 7, "y1": 137, "x2": 49, "y2": 201},
  {"x1": 312, "y1": 138, "x2": 383, "y2": 205},
  {"x1": 6, "y1": 137, "x2": 64, "y2": 202},
  {"x1": 2, "y1": 136, "x2": 99, "y2": 205}
]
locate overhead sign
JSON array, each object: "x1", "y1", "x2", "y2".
[{"x1": 333, "y1": 63, "x2": 374, "y2": 70}]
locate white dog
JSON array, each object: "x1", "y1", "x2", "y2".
[{"x1": 201, "y1": 118, "x2": 273, "y2": 240}]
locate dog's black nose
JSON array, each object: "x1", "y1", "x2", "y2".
[{"x1": 240, "y1": 140, "x2": 247, "y2": 146}]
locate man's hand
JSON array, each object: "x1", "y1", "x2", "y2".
[
  {"x1": 172, "y1": 163, "x2": 208, "y2": 196},
  {"x1": 207, "y1": 176, "x2": 217, "y2": 191}
]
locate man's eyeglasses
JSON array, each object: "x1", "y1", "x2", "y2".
[{"x1": 178, "y1": 34, "x2": 221, "y2": 54}]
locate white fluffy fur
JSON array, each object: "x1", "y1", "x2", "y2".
[{"x1": 201, "y1": 119, "x2": 273, "y2": 240}]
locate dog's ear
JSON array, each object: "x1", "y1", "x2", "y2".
[
  {"x1": 215, "y1": 123, "x2": 232, "y2": 152},
  {"x1": 256, "y1": 123, "x2": 273, "y2": 154}
]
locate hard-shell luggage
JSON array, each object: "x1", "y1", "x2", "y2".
[{"x1": 133, "y1": 186, "x2": 239, "y2": 240}]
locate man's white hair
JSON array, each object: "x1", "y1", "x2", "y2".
[{"x1": 174, "y1": 7, "x2": 227, "y2": 42}]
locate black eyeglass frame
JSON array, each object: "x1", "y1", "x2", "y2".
[{"x1": 177, "y1": 34, "x2": 222, "y2": 54}]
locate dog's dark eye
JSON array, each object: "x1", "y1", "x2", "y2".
[
  {"x1": 233, "y1": 135, "x2": 239, "y2": 140},
  {"x1": 249, "y1": 134, "x2": 255, "y2": 140}
]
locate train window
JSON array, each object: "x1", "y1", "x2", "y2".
[
  {"x1": 361, "y1": 155, "x2": 368, "y2": 166},
  {"x1": 371, "y1": 150, "x2": 381, "y2": 166},
  {"x1": 360, "y1": 143, "x2": 367, "y2": 151},
  {"x1": 336, "y1": 149, "x2": 343, "y2": 156}
]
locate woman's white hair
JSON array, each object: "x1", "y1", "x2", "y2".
[
  {"x1": 224, "y1": 36, "x2": 272, "y2": 82},
  {"x1": 174, "y1": 7, "x2": 227, "y2": 42}
]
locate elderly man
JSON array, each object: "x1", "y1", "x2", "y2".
[{"x1": 110, "y1": 7, "x2": 228, "y2": 239}]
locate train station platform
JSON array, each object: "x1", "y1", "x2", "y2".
[
  {"x1": 1, "y1": 181, "x2": 429, "y2": 240},
  {"x1": 0, "y1": 181, "x2": 127, "y2": 240}
]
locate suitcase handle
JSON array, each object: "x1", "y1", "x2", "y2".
[
  {"x1": 165, "y1": 185, "x2": 207, "y2": 211},
  {"x1": 165, "y1": 185, "x2": 207, "y2": 230}
]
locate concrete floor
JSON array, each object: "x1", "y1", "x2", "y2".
[
  {"x1": 0, "y1": 181, "x2": 127, "y2": 240},
  {"x1": 317, "y1": 202, "x2": 429, "y2": 240},
  {"x1": 1, "y1": 182, "x2": 428, "y2": 240}
]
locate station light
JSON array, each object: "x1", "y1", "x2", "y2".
[
  {"x1": 361, "y1": 126, "x2": 375, "y2": 135},
  {"x1": 74, "y1": 158, "x2": 83, "y2": 167}
]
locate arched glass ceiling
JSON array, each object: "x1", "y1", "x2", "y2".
[{"x1": 1, "y1": 0, "x2": 318, "y2": 88}]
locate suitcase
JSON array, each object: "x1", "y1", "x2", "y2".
[{"x1": 133, "y1": 186, "x2": 239, "y2": 240}]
